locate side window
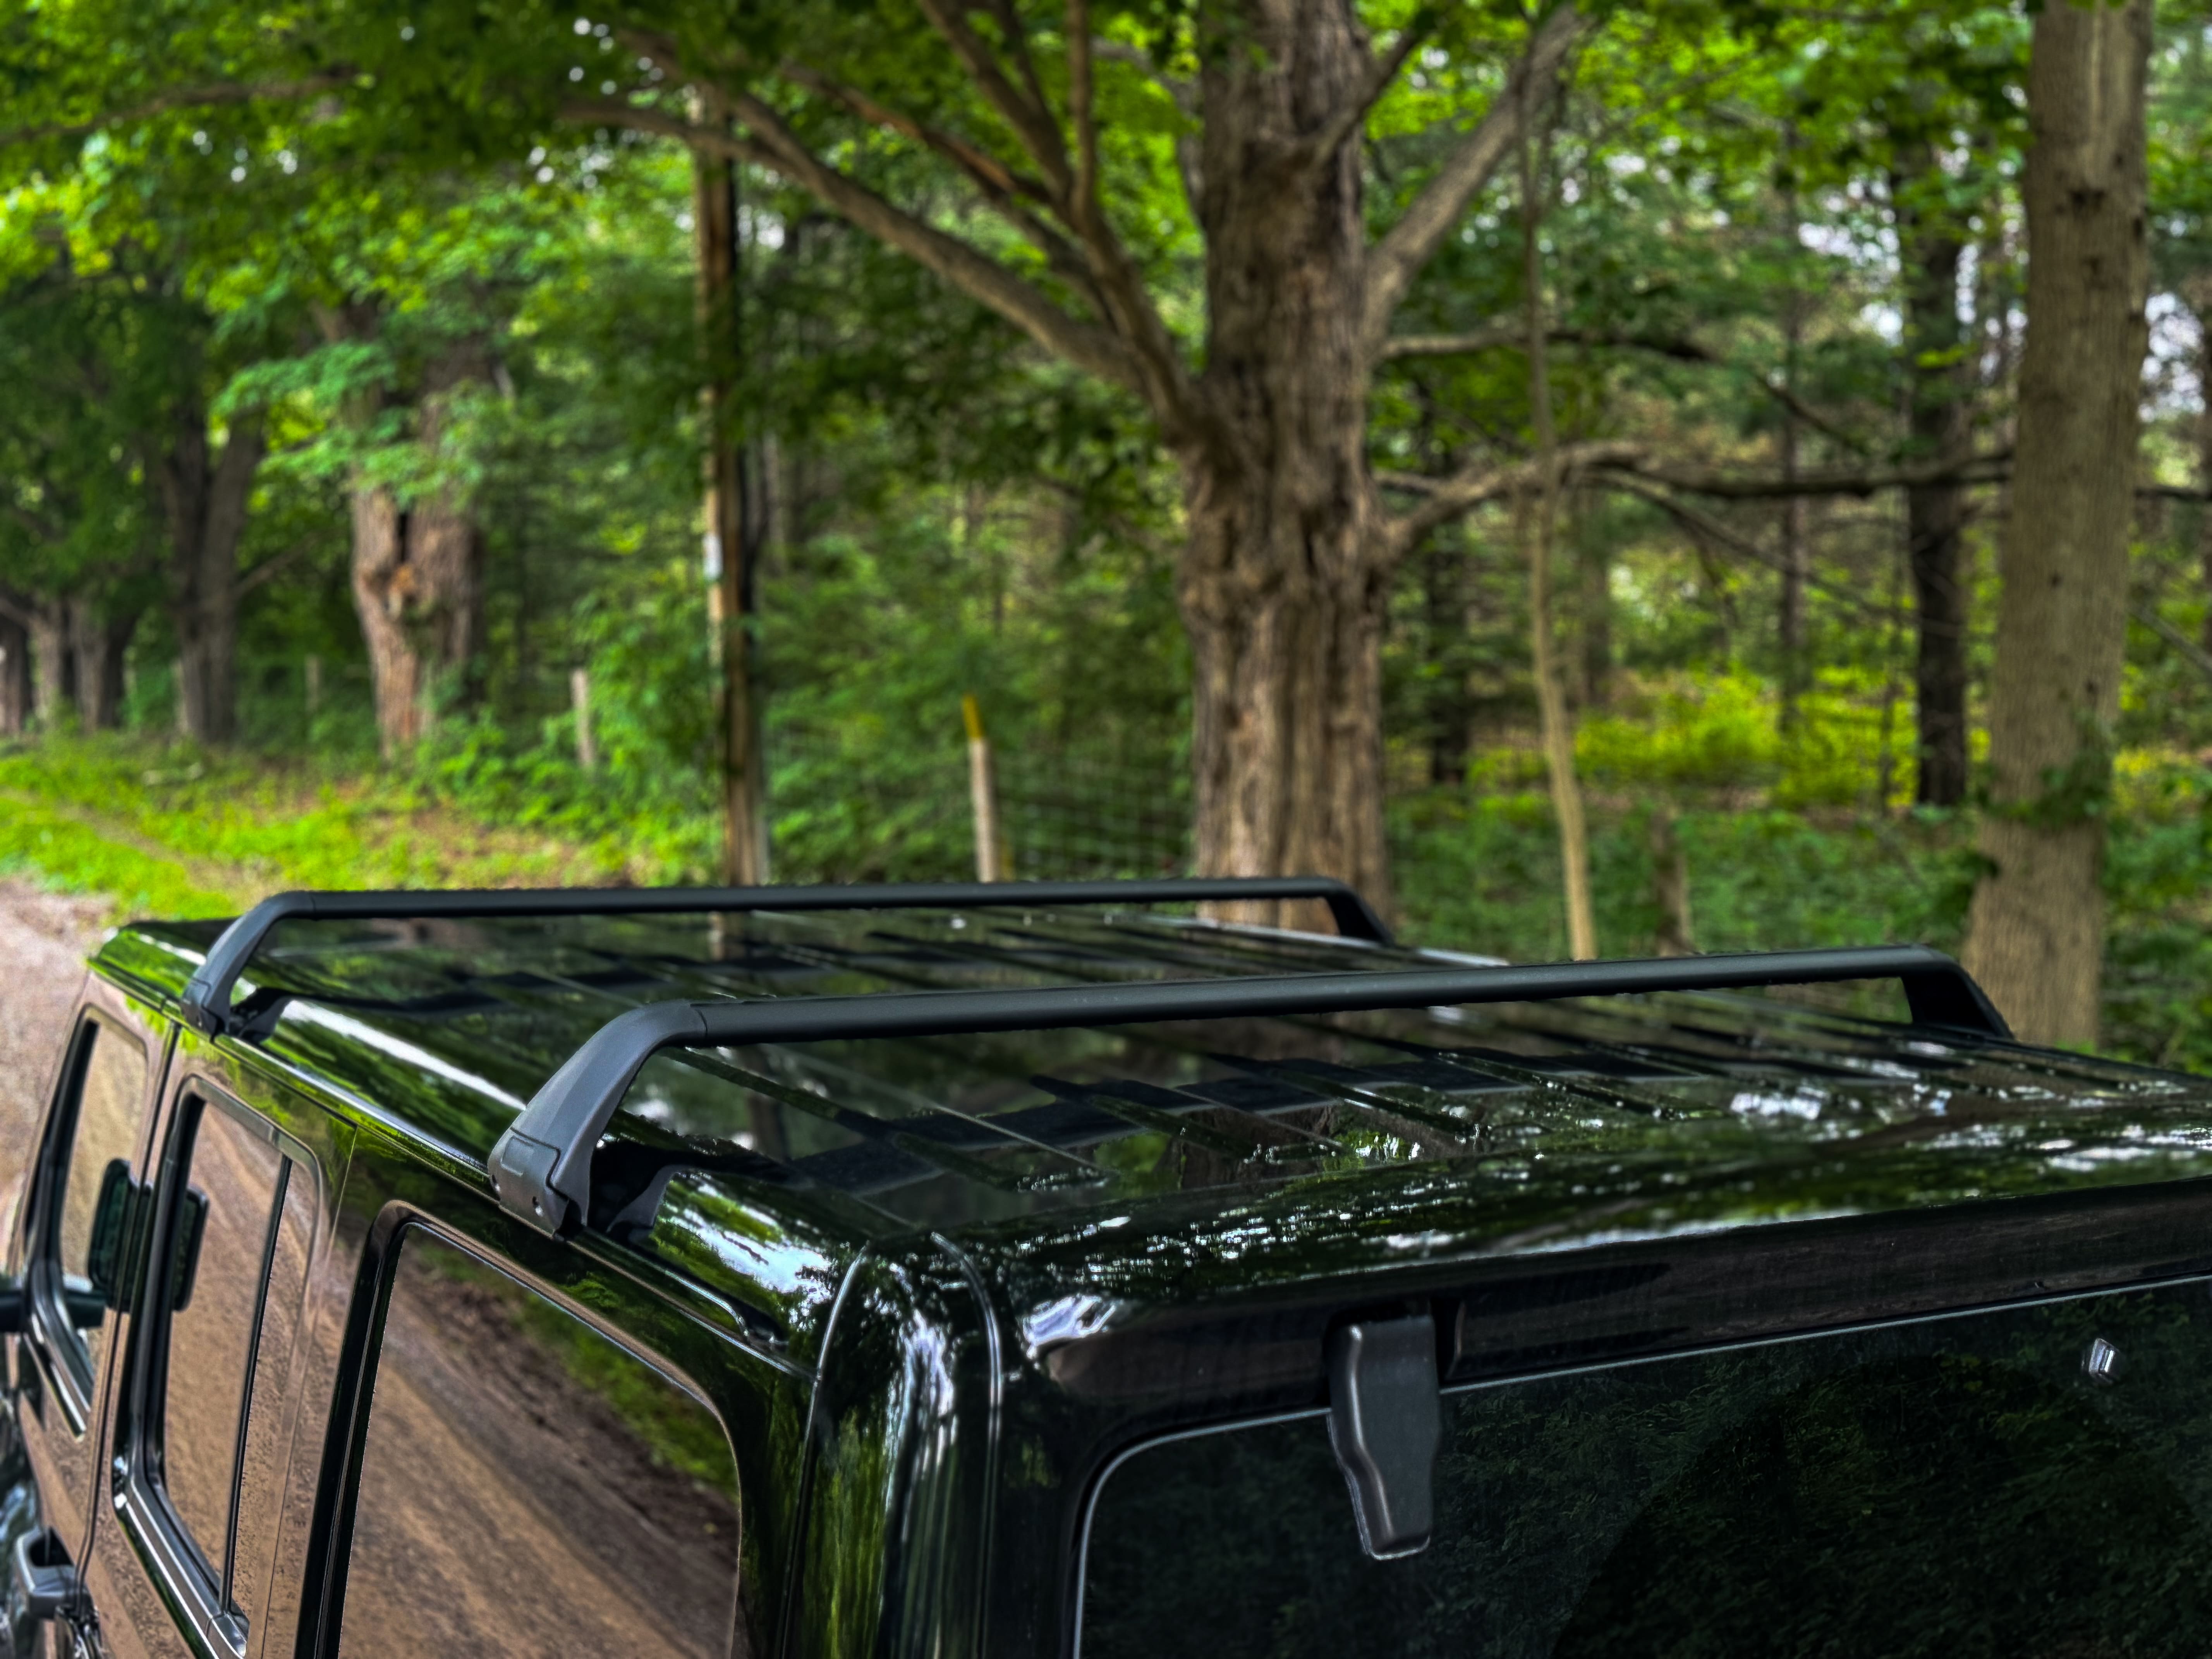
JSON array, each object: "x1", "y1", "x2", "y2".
[
  {"x1": 336, "y1": 1230, "x2": 740, "y2": 1658},
  {"x1": 147, "y1": 1090, "x2": 315, "y2": 1616},
  {"x1": 43, "y1": 1013, "x2": 151, "y2": 1391}
]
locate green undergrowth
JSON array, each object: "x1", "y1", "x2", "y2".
[
  {"x1": 0, "y1": 736, "x2": 658, "y2": 914},
  {"x1": 5, "y1": 725, "x2": 2212, "y2": 1073},
  {"x1": 1390, "y1": 760, "x2": 2212, "y2": 1074},
  {"x1": 0, "y1": 793, "x2": 237, "y2": 917}
]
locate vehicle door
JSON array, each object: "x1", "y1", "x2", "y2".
[
  {"x1": 76, "y1": 1061, "x2": 325, "y2": 1659},
  {"x1": 4, "y1": 981, "x2": 167, "y2": 1656}
]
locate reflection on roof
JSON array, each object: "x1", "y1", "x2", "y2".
[{"x1": 100, "y1": 907, "x2": 2212, "y2": 1359}]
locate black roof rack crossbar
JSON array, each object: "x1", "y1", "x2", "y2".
[
  {"x1": 177, "y1": 876, "x2": 1391, "y2": 1037},
  {"x1": 486, "y1": 943, "x2": 2008, "y2": 1235}
]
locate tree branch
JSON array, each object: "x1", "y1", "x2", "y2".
[
  {"x1": 565, "y1": 97, "x2": 1145, "y2": 397},
  {"x1": 1381, "y1": 438, "x2": 1641, "y2": 551},
  {"x1": 0, "y1": 71, "x2": 355, "y2": 150},
  {"x1": 1609, "y1": 448, "x2": 2013, "y2": 500},
  {"x1": 1360, "y1": 5, "x2": 1586, "y2": 362},
  {"x1": 2133, "y1": 603, "x2": 2212, "y2": 685},
  {"x1": 1066, "y1": 0, "x2": 1099, "y2": 215},
  {"x1": 1596, "y1": 476, "x2": 1893, "y2": 621},
  {"x1": 911, "y1": 0, "x2": 1074, "y2": 196},
  {"x1": 1291, "y1": 26, "x2": 1427, "y2": 173},
  {"x1": 1381, "y1": 439, "x2": 2020, "y2": 555},
  {"x1": 1044, "y1": 14, "x2": 1195, "y2": 429},
  {"x1": 1384, "y1": 325, "x2": 1869, "y2": 453},
  {"x1": 779, "y1": 63, "x2": 1054, "y2": 207},
  {"x1": 237, "y1": 533, "x2": 319, "y2": 595},
  {"x1": 776, "y1": 64, "x2": 1106, "y2": 307},
  {"x1": 986, "y1": 0, "x2": 1059, "y2": 145}
]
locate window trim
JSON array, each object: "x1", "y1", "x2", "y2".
[
  {"x1": 24, "y1": 1007, "x2": 158, "y2": 1429},
  {"x1": 112, "y1": 1079, "x2": 319, "y2": 1659}
]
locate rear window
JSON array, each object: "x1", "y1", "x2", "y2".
[
  {"x1": 1080, "y1": 1277, "x2": 2212, "y2": 1657},
  {"x1": 335, "y1": 1229, "x2": 740, "y2": 1657}
]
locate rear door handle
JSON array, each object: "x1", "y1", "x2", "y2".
[{"x1": 12, "y1": 1527, "x2": 79, "y2": 1621}]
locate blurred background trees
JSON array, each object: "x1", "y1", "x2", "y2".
[{"x1": 0, "y1": 0, "x2": 2208, "y2": 1056}]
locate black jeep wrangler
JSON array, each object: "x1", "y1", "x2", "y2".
[{"x1": 3, "y1": 875, "x2": 2210, "y2": 1658}]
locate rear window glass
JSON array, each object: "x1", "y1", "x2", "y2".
[
  {"x1": 337, "y1": 1230, "x2": 740, "y2": 1658},
  {"x1": 1081, "y1": 1277, "x2": 2212, "y2": 1657}
]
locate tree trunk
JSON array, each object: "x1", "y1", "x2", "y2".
[
  {"x1": 1778, "y1": 159, "x2": 1810, "y2": 731},
  {"x1": 1519, "y1": 106, "x2": 1596, "y2": 961},
  {"x1": 1962, "y1": 0, "x2": 2150, "y2": 1048},
  {"x1": 1182, "y1": 538, "x2": 1391, "y2": 919},
  {"x1": 1894, "y1": 144, "x2": 1972, "y2": 807},
  {"x1": 696, "y1": 140, "x2": 770, "y2": 885},
  {"x1": 0, "y1": 609, "x2": 27, "y2": 737},
  {"x1": 1182, "y1": 0, "x2": 1393, "y2": 929},
  {"x1": 69, "y1": 601, "x2": 137, "y2": 733},
  {"x1": 160, "y1": 394, "x2": 265, "y2": 747},
  {"x1": 349, "y1": 484, "x2": 423, "y2": 756},
  {"x1": 2195, "y1": 289, "x2": 2212, "y2": 654},
  {"x1": 342, "y1": 339, "x2": 490, "y2": 755},
  {"x1": 27, "y1": 602, "x2": 69, "y2": 731}
]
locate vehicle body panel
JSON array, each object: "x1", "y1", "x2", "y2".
[{"x1": 11, "y1": 905, "x2": 2212, "y2": 1657}]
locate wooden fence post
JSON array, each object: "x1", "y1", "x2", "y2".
[
  {"x1": 572, "y1": 668, "x2": 598, "y2": 771},
  {"x1": 963, "y1": 693, "x2": 1006, "y2": 882}
]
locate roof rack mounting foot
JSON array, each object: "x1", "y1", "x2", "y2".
[{"x1": 1327, "y1": 1310, "x2": 1442, "y2": 1560}]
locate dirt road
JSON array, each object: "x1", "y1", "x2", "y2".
[{"x1": 0, "y1": 881, "x2": 105, "y2": 1140}]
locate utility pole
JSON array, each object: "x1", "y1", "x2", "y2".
[{"x1": 694, "y1": 127, "x2": 769, "y2": 885}]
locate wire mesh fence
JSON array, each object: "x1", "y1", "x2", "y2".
[{"x1": 995, "y1": 749, "x2": 1191, "y2": 880}]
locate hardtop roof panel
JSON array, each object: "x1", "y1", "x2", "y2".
[{"x1": 97, "y1": 910, "x2": 2212, "y2": 1360}]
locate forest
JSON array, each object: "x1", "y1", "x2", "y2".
[{"x1": 0, "y1": 0, "x2": 2207, "y2": 1063}]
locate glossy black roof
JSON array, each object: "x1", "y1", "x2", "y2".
[{"x1": 92, "y1": 905, "x2": 2212, "y2": 1366}]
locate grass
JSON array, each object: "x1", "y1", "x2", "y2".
[
  {"x1": 0, "y1": 737, "x2": 646, "y2": 917},
  {"x1": 0, "y1": 793, "x2": 238, "y2": 917},
  {"x1": 5, "y1": 712, "x2": 2210, "y2": 1073}
]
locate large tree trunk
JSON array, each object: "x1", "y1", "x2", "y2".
[
  {"x1": 349, "y1": 485, "x2": 424, "y2": 756},
  {"x1": 695, "y1": 141, "x2": 770, "y2": 884},
  {"x1": 343, "y1": 340, "x2": 490, "y2": 756},
  {"x1": 25, "y1": 600, "x2": 69, "y2": 730},
  {"x1": 1962, "y1": 0, "x2": 2150, "y2": 1048},
  {"x1": 0, "y1": 608, "x2": 27, "y2": 737},
  {"x1": 159, "y1": 394, "x2": 265, "y2": 747},
  {"x1": 68, "y1": 601, "x2": 137, "y2": 733},
  {"x1": 1183, "y1": 0, "x2": 1392, "y2": 929},
  {"x1": 1893, "y1": 144, "x2": 1972, "y2": 807}
]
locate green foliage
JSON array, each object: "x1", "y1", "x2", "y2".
[
  {"x1": 4, "y1": 0, "x2": 2212, "y2": 1082},
  {"x1": 0, "y1": 787, "x2": 235, "y2": 916},
  {"x1": 1390, "y1": 790, "x2": 1973, "y2": 968}
]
